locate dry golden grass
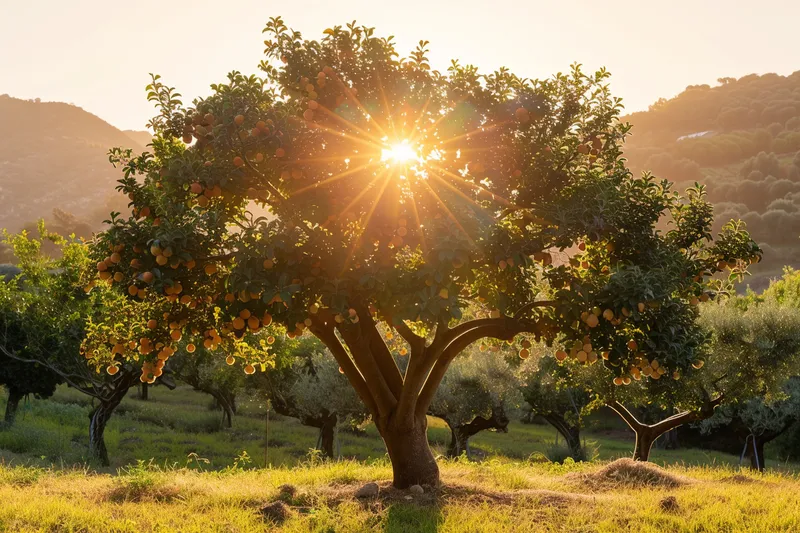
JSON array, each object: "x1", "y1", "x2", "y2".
[{"x1": 1, "y1": 458, "x2": 799, "y2": 532}]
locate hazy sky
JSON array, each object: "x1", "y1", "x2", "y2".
[{"x1": 2, "y1": 1, "x2": 798, "y2": 131}]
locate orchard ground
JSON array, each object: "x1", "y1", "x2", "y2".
[
  {"x1": 1, "y1": 448, "x2": 799, "y2": 532},
  {"x1": 2, "y1": 386, "x2": 796, "y2": 472},
  {"x1": 1, "y1": 387, "x2": 799, "y2": 532}
]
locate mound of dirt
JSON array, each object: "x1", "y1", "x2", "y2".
[
  {"x1": 659, "y1": 495, "x2": 680, "y2": 512},
  {"x1": 576, "y1": 459, "x2": 690, "y2": 489}
]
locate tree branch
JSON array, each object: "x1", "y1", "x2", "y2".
[
  {"x1": 308, "y1": 320, "x2": 381, "y2": 417},
  {"x1": 354, "y1": 303, "x2": 404, "y2": 399},
  {"x1": 606, "y1": 400, "x2": 646, "y2": 433},
  {"x1": 415, "y1": 317, "x2": 541, "y2": 418},
  {"x1": 335, "y1": 323, "x2": 397, "y2": 417}
]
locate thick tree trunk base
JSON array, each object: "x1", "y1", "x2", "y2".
[{"x1": 379, "y1": 416, "x2": 439, "y2": 489}]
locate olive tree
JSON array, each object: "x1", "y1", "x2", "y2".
[
  {"x1": 519, "y1": 349, "x2": 592, "y2": 459},
  {"x1": 248, "y1": 335, "x2": 370, "y2": 458},
  {"x1": 169, "y1": 346, "x2": 245, "y2": 428},
  {"x1": 701, "y1": 378, "x2": 800, "y2": 471},
  {"x1": 82, "y1": 19, "x2": 759, "y2": 487},
  {"x1": 429, "y1": 345, "x2": 521, "y2": 458}
]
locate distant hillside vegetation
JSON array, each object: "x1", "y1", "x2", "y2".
[
  {"x1": 622, "y1": 71, "x2": 800, "y2": 290},
  {"x1": 0, "y1": 95, "x2": 141, "y2": 235}
]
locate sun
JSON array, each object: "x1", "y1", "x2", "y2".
[{"x1": 381, "y1": 140, "x2": 419, "y2": 165}]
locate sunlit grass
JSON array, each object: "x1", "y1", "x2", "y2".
[
  {"x1": 1, "y1": 387, "x2": 796, "y2": 473},
  {"x1": 0, "y1": 458, "x2": 798, "y2": 532}
]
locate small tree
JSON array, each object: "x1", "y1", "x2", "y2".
[
  {"x1": 250, "y1": 335, "x2": 369, "y2": 458},
  {"x1": 601, "y1": 298, "x2": 800, "y2": 462},
  {"x1": 701, "y1": 378, "x2": 800, "y2": 471},
  {"x1": 170, "y1": 347, "x2": 244, "y2": 428},
  {"x1": 83, "y1": 20, "x2": 759, "y2": 487},
  {"x1": 519, "y1": 350, "x2": 591, "y2": 459},
  {"x1": 0, "y1": 227, "x2": 141, "y2": 465},
  {"x1": 429, "y1": 345, "x2": 521, "y2": 458},
  {"x1": 0, "y1": 353, "x2": 63, "y2": 427}
]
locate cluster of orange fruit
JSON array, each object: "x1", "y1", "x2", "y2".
[
  {"x1": 555, "y1": 336, "x2": 602, "y2": 365},
  {"x1": 189, "y1": 181, "x2": 224, "y2": 208}
]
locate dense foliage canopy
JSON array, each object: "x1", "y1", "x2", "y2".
[{"x1": 80, "y1": 19, "x2": 760, "y2": 486}]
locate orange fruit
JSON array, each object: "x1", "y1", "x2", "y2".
[
  {"x1": 244, "y1": 364, "x2": 256, "y2": 375},
  {"x1": 234, "y1": 114, "x2": 245, "y2": 126},
  {"x1": 147, "y1": 319, "x2": 158, "y2": 329}
]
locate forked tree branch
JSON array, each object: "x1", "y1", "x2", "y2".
[{"x1": 308, "y1": 319, "x2": 381, "y2": 417}]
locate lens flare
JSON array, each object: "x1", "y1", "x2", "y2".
[{"x1": 381, "y1": 140, "x2": 418, "y2": 164}]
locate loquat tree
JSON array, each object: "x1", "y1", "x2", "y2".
[
  {"x1": 0, "y1": 227, "x2": 141, "y2": 465},
  {"x1": 593, "y1": 297, "x2": 800, "y2": 462},
  {"x1": 83, "y1": 19, "x2": 760, "y2": 487}
]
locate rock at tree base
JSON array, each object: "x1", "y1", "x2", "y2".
[
  {"x1": 355, "y1": 482, "x2": 380, "y2": 498},
  {"x1": 409, "y1": 484, "x2": 424, "y2": 495}
]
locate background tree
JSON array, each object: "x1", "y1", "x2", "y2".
[
  {"x1": 429, "y1": 344, "x2": 521, "y2": 458},
  {"x1": 249, "y1": 335, "x2": 370, "y2": 458},
  {"x1": 701, "y1": 378, "x2": 800, "y2": 471},
  {"x1": 599, "y1": 297, "x2": 800, "y2": 462},
  {"x1": 170, "y1": 346, "x2": 244, "y2": 428},
  {"x1": 0, "y1": 354, "x2": 63, "y2": 427},
  {"x1": 0, "y1": 227, "x2": 141, "y2": 465},
  {"x1": 0, "y1": 259, "x2": 63, "y2": 427},
  {"x1": 83, "y1": 19, "x2": 759, "y2": 487},
  {"x1": 519, "y1": 349, "x2": 591, "y2": 460}
]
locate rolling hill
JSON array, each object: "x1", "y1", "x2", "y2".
[
  {"x1": 621, "y1": 71, "x2": 800, "y2": 290},
  {"x1": 2, "y1": 72, "x2": 799, "y2": 290},
  {"x1": 0, "y1": 94, "x2": 147, "y2": 235}
]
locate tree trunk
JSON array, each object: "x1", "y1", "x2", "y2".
[
  {"x1": 633, "y1": 428, "x2": 658, "y2": 462},
  {"x1": 87, "y1": 375, "x2": 135, "y2": 466},
  {"x1": 209, "y1": 390, "x2": 234, "y2": 429},
  {"x1": 748, "y1": 437, "x2": 766, "y2": 472},
  {"x1": 317, "y1": 413, "x2": 338, "y2": 458},
  {"x1": 3, "y1": 389, "x2": 23, "y2": 427},
  {"x1": 542, "y1": 413, "x2": 582, "y2": 459},
  {"x1": 88, "y1": 402, "x2": 115, "y2": 466},
  {"x1": 607, "y1": 399, "x2": 722, "y2": 463},
  {"x1": 139, "y1": 383, "x2": 148, "y2": 401},
  {"x1": 447, "y1": 426, "x2": 470, "y2": 458},
  {"x1": 378, "y1": 414, "x2": 439, "y2": 488}
]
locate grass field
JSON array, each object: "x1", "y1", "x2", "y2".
[
  {"x1": 1, "y1": 386, "x2": 798, "y2": 532},
  {"x1": 1, "y1": 457, "x2": 799, "y2": 532},
  {"x1": 1, "y1": 385, "x2": 790, "y2": 473}
]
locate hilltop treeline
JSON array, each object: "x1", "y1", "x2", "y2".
[{"x1": 622, "y1": 72, "x2": 800, "y2": 290}]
